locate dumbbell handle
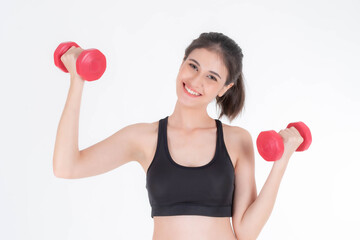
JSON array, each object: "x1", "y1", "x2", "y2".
[{"x1": 256, "y1": 121, "x2": 312, "y2": 161}]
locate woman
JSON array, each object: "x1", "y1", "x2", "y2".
[{"x1": 53, "y1": 32, "x2": 304, "y2": 240}]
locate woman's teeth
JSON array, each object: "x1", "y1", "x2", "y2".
[{"x1": 184, "y1": 84, "x2": 201, "y2": 96}]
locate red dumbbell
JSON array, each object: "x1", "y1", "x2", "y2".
[
  {"x1": 256, "y1": 122, "x2": 312, "y2": 161},
  {"x1": 54, "y1": 41, "x2": 106, "y2": 81}
]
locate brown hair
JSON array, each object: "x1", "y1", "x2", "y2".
[{"x1": 182, "y1": 32, "x2": 246, "y2": 123}]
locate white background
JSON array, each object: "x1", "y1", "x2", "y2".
[{"x1": 1, "y1": 0, "x2": 359, "y2": 239}]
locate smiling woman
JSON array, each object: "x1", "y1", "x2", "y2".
[
  {"x1": 142, "y1": 32, "x2": 253, "y2": 240},
  {"x1": 53, "y1": 32, "x2": 252, "y2": 240},
  {"x1": 180, "y1": 32, "x2": 246, "y2": 122}
]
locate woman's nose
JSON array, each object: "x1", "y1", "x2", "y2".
[{"x1": 191, "y1": 73, "x2": 203, "y2": 86}]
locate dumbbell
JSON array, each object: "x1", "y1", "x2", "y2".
[
  {"x1": 256, "y1": 122, "x2": 312, "y2": 161},
  {"x1": 54, "y1": 41, "x2": 106, "y2": 81}
]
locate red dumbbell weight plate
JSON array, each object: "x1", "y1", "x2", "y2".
[
  {"x1": 256, "y1": 130, "x2": 284, "y2": 161},
  {"x1": 76, "y1": 49, "x2": 107, "y2": 81},
  {"x1": 54, "y1": 42, "x2": 80, "y2": 73},
  {"x1": 286, "y1": 122, "x2": 312, "y2": 151}
]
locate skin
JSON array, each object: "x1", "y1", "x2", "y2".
[{"x1": 57, "y1": 46, "x2": 304, "y2": 240}]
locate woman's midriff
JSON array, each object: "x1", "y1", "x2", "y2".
[{"x1": 152, "y1": 215, "x2": 237, "y2": 240}]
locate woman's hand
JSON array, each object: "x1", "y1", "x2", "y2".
[
  {"x1": 278, "y1": 127, "x2": 304, "y2": 159},
  {"x1": 60, "y1": 46, "x2": 85, "y2": 83}
]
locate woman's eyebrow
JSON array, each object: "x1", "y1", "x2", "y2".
[{"x1": 189, "y1": 58, "x2": 222, "y2": 79}]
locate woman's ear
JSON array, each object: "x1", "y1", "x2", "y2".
[{"x1": 218, "y1": 83, "x2": 234, "y2": 97}]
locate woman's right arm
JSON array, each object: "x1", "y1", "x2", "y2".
[
  {"x1": 53, "y1": 46, "x2": 85, "y2": 178},
  {"x1": 53, "y1": 46, "x2": 145, "y2": 179}
]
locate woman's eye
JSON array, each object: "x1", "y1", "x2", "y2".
[
  {"x1": 209, "y1": 75, "x2": 217, "y2": 81},
  {"x1": 189, "y1": 63, "x2": 197, "y2": 70}
]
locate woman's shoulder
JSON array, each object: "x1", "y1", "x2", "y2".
[
  {"x1": 221, "y1": 122, "x2": 253, "y2": 150},
  {"x1": 221, "y1": 122, "x2": 251, "y2": 138}
]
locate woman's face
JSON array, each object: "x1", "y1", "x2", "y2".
[{"x1": 176, "y1": 48, "x2": 233, "y2": 108}]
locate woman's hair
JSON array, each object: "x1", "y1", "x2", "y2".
[{"x1": 182, "y1": 32, "x2": 246, "y2": 123}]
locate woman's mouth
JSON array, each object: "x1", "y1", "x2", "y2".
[{"x1": 183, "y1": 82, "x2": 202, "y2": 97}]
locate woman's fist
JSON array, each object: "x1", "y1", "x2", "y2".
[
  {"x1": 60, "y1": 46, "x2": 84, "y2": 79},
  {"x1": 278, "y1": 127, "x2": 304, "y2": 158}
]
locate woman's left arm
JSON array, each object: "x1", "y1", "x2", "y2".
[{"x1": 236, "y1": 127, "x2": 304, "y2": 240}]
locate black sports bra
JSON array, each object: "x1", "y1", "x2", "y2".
[{"x1": 145, "y1": 116, "x2": 235, "y2": 218}]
